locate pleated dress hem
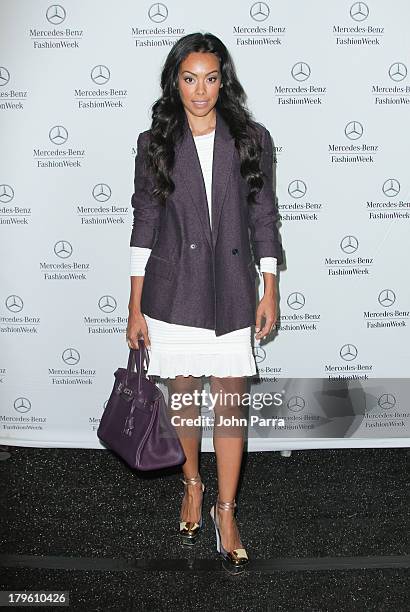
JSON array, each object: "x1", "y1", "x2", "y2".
[{"x1": 145, "y1": 348, "x2": 257, "y2": 379}]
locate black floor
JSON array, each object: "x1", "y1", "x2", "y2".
[{"x1": 1, "y1": 446, "x2": 409, "y2": 611}]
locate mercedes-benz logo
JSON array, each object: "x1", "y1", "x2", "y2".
[
  {"x1": 5, "y1": 295, "x2": 24, "y2": 313},
  {"x1": 345, "y1": 121, "x2": 363, "y2": 140},
  {"x1": 46, "y1": 4, "x2": 66, "y2": 25},
  {"x1": 378, "y1": 289, "x2": 396, "y2": 308},
  {"x1": 382, "y1": 178, "x2": 400, "y2": 198},
  {"x1": 350, "y1": 2, "x2": 369, "y2": 22},
  {"x1": 49, "y1": 125, "x2": 68, "y2": 145},
  {"x1": 98, "y1": 295, "x2": 117, "y2": 313},
  {"x1": 287, "y1": 292, "x2": 305, "y2": 310},
  {"x1": 14, "y1": 397, "x2": 32, "y2": 413},
  {"x1": 287, "y1": 396, "x2": 305, "y2": 412},
  {"x1": 91, "y1": 65, "x2": 110, "y2": 85},
  {"x1": 378, "y1": 393, "x2": 396, "y2": 410},
  {"x1": 148, "y1": 3, "x2": 168, "y2": 22},
  {"x1": 62, "y1": 348, "x2": 80, "y2": 365},
  {"x1": 54, "y1": 240, "x2": 73, "y2": 259},
  {"x1": 0, "y1": 184, "x2": 14, "y2": 203},
  {"x1": 291, "y1": 62, "x2": 311, "y2": 82},
  {"x1": 339, "y1": 343, "x2": 358, "y2": 361},
  {"x1": 92, "y1": 183, "x2": 112, "y2": 202},
  {"x1": 253, "y1": 346, "x2": 266, "y2": 364},
  {"x1": 340, "y1": 235, "x2": 359, "y2": 254},
  {"x1": 0, "y1": 67, "x2": 10, "y2": 87},
  {"x1": 388, "y1": 62, "x2": 407, "y2": 82},
  {"x1": 288, "y1": 180, "x2": 307, "y2": 199},
  {"x1": 250, "y1": 2, "x2": 270, "y2": 21}
]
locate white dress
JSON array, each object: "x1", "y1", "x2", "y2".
[{"x1": 130, "y1": 129, "x2": 277, "y2": 378}]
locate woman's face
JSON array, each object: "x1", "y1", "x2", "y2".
[{"x1": 177, "y1": 51, "x2": 222, "y2": 119}]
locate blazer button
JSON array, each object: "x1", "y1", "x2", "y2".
[
  {"x1": 190, "y1": 243, "x2": 197, "y2": 249},
  {"x1": 232, "y1": 248, "x2": 239, "y2": 255}
]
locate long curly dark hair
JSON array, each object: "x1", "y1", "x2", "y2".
[{"x1": 146, "y1": 32, "x2": 266, "y2": 206}]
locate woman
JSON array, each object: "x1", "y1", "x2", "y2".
[{"x1": 126, "y1": 32, "x2": 283, "y2": 575}]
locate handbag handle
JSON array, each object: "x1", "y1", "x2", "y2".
[{"x1": 124, "y1": 338, "x2": 150, "y2": 389}]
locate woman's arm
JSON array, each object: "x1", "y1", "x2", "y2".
[
  {"x1": 248, "y1": 126, "x2": 283, "y2": 267},
  {"x1": 128, "y1": 246, "x2": 151, "y2": 314},
  {"x1": 127, "y1": 131, "x2": 158, "y2": 349},
  {"x1": 248, "y1": 128, "x2": 282, "y2": 340}
]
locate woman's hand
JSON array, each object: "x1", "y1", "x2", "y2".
[
  {"x1": 255, "y1": 290, "x2": 277, "y2": 341},
  {"x1": 126, "y1": 310, "x2": 151, "y2": 349}
]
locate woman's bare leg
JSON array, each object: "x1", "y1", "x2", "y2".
[
  {"x1": 211, "y1": 375, "x2": 248, "y2": 552},
  {"x1": 167, "y1": 374, "x2": 204, "y2": 523}
]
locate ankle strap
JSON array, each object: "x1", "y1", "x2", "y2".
[
  {"x1": 216, "y1": 497, "x2": 237, "y2": 511},
  {"x1": 181, "y1": 473, "x2": 202, "y2": 486}
]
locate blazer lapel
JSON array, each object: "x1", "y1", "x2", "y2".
[
  {"x1": 174, "y1": 108, "x2": 235, "y2": 251},
  {"x1": 211, "y1": 110, "x2": 235, "y2": 249}
]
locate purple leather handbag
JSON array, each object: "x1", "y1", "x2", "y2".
[{"x1": 97, "y1": 338, "x2": 186, "y2": 471}]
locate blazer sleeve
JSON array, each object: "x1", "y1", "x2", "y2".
[
  {"x1": 248, "y1": 126, "x2": 284, "y2": 267},
  {"x1": 129, "y1": 131, "x2": 162, "y2": 249}
]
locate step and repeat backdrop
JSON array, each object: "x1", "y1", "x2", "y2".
[{"x1": 1, "y1": 1, "x2": 409, "y2": 450}]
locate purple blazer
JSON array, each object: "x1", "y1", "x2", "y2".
[{"x1": 130, "y1": 108, "x2": 284, "y2": 336}]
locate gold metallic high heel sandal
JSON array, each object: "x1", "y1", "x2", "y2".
[
  {"x1": 179, "y1": 474, "x2": 205, "y2": 546},
  {"x1": 209, "y1": 498, "x2": 249, "y2": 575}
]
